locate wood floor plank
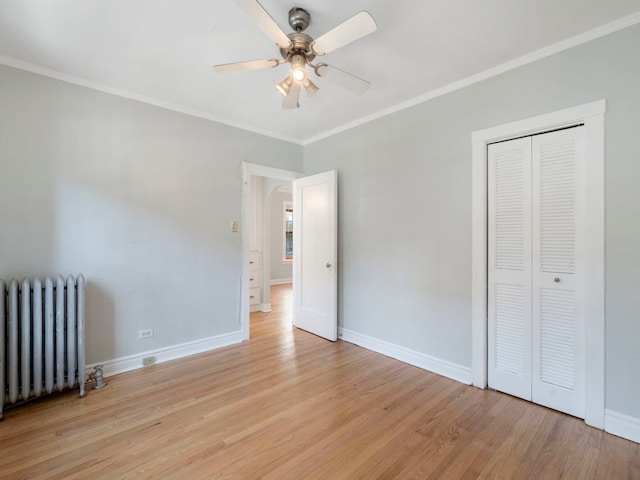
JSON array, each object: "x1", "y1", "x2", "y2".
[{"x1": 1, "y1": 284, "x2": 638, "y2": 479}]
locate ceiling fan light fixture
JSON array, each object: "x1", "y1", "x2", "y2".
[
  {"x1": 290, "y1": 54, "x2": 307, "y2": 84},
  {"x1": 303, "y1": 78, "x2": 319, "y2": 97},
  {"x1": 292, "y1": 67, "x2": 307, "y2": 83},
  {"x1": 276, "y1": 76, "x2": 293, "y2": 97}
]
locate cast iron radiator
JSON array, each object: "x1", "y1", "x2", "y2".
[{"x1": 1, "y1": 275, "x2": 86, "y2": 419}]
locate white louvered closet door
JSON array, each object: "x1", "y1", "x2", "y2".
[
  {"x1": 488, "y1": 126, "x2": 586, "y2": 418},
  {"x1": 488, "y1": 137, "x2": 533, "y2": 401},
  {"x1": 531, "y1": 127, "x2": 586, "y2": 418}
]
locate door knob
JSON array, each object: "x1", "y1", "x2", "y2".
[
  {"x1": 326, "y1": 262, "x2": 332, "y2": 269},
  {"x1": 554, "y1": 277, "x2": 560, "y2": 283}
]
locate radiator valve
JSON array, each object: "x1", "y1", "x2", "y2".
[{"x1": 93, "y1": 365, "x2": 107, "y2": 390}]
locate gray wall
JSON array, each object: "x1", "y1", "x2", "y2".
[
  {"x1": 1, "y1": 23, "x2": 638, "y2": 421},
  {"x1": 304, "y1": 24, "x2": 640, "y2": 419},
  {"x1": 269, "y1": 188, "x2": 293, "y2": 282},
  {"x1": 0, "y1": 64, "x2": 302, "y2": 364}
]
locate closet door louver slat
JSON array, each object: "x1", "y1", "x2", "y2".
[
  {"x1": 539, "y1": 140, "x2": 576, "y2": 274},
  {"x1": 494, "y1": 284, "x2": 526, "y2": 375},
  {"x1": 540, "y1": 288, "x2": 576, "y2": 389}
]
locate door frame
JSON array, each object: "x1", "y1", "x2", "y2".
[
  {"x1": 241, "y1": 162, "x2": 302, "y2": 340},
  {"x1": 471, "y1": 100, "x2": 606, "y2": 428}
]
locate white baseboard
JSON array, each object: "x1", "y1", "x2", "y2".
[
  {"x1": 605, "y1": 409, "x2": 640, "y2": 444},
  {"x1": 86, "y1": 330, "x2": 243, "y2": 378},
  {"x1": 338, "y1": 328, "x2": 472, "y2": 385},
  {"x1": 259, "y1": 303, "x2": 272, "y2": 312},
  {"x1": 269, "y1": 278, "x2": 292, "y2": 285}
]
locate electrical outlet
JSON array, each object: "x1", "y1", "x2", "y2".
[
  {"x1": 139, "y1": 329, "x2": 154, "y2": 340},
  {"x1": 142, "y1": 356, "x2": 156, "y2": 367}
]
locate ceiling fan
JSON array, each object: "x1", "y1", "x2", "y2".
[{"x1": 213, "y1": 0, "x2": 377, "y2": 109}]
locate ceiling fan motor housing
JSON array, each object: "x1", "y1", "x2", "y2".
[
  {"x1": 288, "y1": 7, "x2": 310, "y2": 32},
  {"x1": 280, "y1": 32, "x2": 316, "y2": 63}
]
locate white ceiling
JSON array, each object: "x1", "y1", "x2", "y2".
[{"x1": 1, "y1": 1, "x2": 639, "y2": 143}]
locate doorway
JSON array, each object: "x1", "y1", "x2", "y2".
[
  {"x1": 241, "y1": 163, "x2": 338, "y2": 343},
  {"x1": 241, "y1": 163, "x2": 301, "y2": 340},
  {"x1": 471, "y1": 100, "x2": 606, "y2": 428}
]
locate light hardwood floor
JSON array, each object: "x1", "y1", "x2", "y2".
[{"x1": 1, "y1": 284, "x2": 638, "y2": 479}]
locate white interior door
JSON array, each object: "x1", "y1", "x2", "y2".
[
  {"x1": 488, "y1": 137, "x2": 533, "y2": 401},
  {"x1": 488, "y1": 127, "x2": 586, "y2": 418},
  {"x1": 293, "y1": 170, "x2": 337, "y2": 341},
  {"x1": 531, "y1": 127, "x2": 586, "y2": 418}
]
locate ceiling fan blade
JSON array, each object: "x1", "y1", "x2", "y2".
[
  {"x1": 213, "y1": 58, "x2": 279, "y2": 73},
  {"x1": 315, "y1": 64, "x2": 371, "y2": 95},
  {"x1": 282, "y1": 82, "x2": 301, "y2": 109},
  {"x1": 233, "y1": 0, "x2": 291, "y2": 49},
  {"x1": 311, "y1": 11, "x2": 377, "y2": 56}
]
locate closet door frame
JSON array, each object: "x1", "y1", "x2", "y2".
[{"x1": 471, "y1": 100, "x2": 605, "y2": 429}]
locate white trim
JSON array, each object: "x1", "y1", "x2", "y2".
[
  {"x1": 241, "y1": 162, "x2": 302, "y2": 341},
  {"x1": 471, "y1": 100, "x2": 606, "y2": 429},
  {"x1": 85, "y1": 331, "x2": 243, "y2": 378},
  {"x1": 471, "y1": 100, "x2": 606, "y2": 143},
  {"x1": 605, "y1": 410, "x2": 640, "y2": 444},
  {"x1": 303, "y1": 13, "x2": 640, "y2": 145},
  {"x1": 0, "y1": 55, "x2": 301, "y2": 145},
  {"x1": 270, "y1": 278, "x2": 292, "y2": 285},
  {"x1": 243, "y1": 162, "x2": 303, "y2": 181},
  {"x1": 339, "y1": 328, "x2": 472, "y2": 385},
  {"x1": 251, "y1": 303, "x2": 273, "y2": 313}
]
